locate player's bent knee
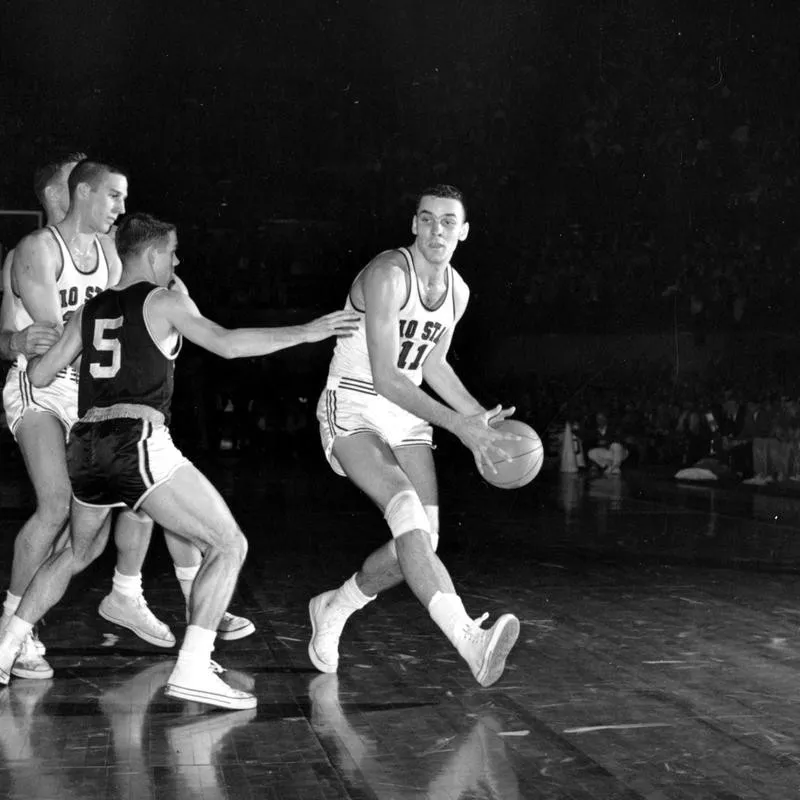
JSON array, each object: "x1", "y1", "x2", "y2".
[
  {"x1": 219, "y1": 528, "x2": 247, "y2": 565},
  {"x1": 424, "y1": 504, "x2": 439, "y2": 552},
  {"x1": 384, "y1": 490, "x2": 430, "y2": 539},
  {"x1": 236, "y1": 531, "x2": 248, "y2": 564},
  {"x1": 35, "y1": 490, "x2": 71, "y2": 526},
  {"x1": 73, "y1": 535, "x2": 108, "y2": 571}
]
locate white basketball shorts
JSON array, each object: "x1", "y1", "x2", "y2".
[
  {"x1": 3, "y1": 363, "x2": 79, "y2": 441},
  {"x1": 317, "y1": 376, "x2": 433, "y2": 476}
]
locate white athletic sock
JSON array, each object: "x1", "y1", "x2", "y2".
[
  {"x1": 2, "y1": 592, "x2": 21, "y2": 623},
  {"x1": 174, "y1": 565, "x2": 200, "y2": 604},
  {"x1": 4, "y1": 615, "x2": 33, "y2": 645},
  {"x1": 333, "y1": 574, "x2": 375, "y2": 610},
  {"x1": 176, "y1": 624, "x2": 216, "y2": 672},
  {"x1": 428, "y1": 591, "x2": 472, "y2": 649},
  {"x1": 112, "y1": 569, "x2": 143, "y2": 599}
]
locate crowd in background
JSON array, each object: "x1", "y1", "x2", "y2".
[{"x1": 1, "y1": 3, "x2": 799, "y2": 488}]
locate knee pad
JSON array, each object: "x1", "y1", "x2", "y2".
[
  {"x1": 384, "y1": 490, "x2": 430, "y2": 539},
  {"x1": 424, "y1": 504, "x2": 439, "y2": 552}
]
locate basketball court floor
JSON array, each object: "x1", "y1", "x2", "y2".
[{"x1": 1, "y1": 445, "x2": 800, "y2": 799}]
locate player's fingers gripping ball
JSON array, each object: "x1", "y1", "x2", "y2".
[{"x1": 483, "y1": 420, "x2": 544, "y2": 489}]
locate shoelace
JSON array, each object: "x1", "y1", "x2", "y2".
[
  {"x1": 131, "y1": 596, "x2": 169, "y2": 628},
  {"x1": 461, "y1": 612, "x2": 490, "y2": 643},
  {"x1": 210, "y1": 660, "x2": 227, "y2": 675},
  {"x1": 19, "y1": 632, "x2": 41, "y2": 658}
]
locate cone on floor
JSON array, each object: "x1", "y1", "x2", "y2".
[{"x1": 560, "y1": 422, "x2": 578, "y2": 473}]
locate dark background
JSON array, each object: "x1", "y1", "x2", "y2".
[{"x1": 1, "y1": 1, "x2": 799, "y2": 461}]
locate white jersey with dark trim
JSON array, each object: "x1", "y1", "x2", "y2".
[
  {"x1": 7, "y1": 225, "x2": 109, "y2": 336},
  {"x1": 327, "y1": 246, "x2": 457, "y2": 390}
]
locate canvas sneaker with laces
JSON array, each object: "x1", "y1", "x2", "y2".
[
  {"x1": 216, "y1": 612, "x2": 255, "y2": 641},
  {"x1": 11, "y1": 632, "x2": 54, "y2": 680},
  {"x1": 165, "y1": 660, "x2": 257, "y2": 710},
  {"x1": 308, "y1": 590, "x2": 354, "y2": 673},
  {"x1": 184, "y1": 610, "x2": 256, "y2": 641},
  {"x1": 30, "y1": 628, "x2": 45, "y2": 656},
  {"x1": 99, "y1": 593, "x2": 176, "y2": 648},
  {"x1": 456, "y1": 612, "x2": 520, "y2": 687}
]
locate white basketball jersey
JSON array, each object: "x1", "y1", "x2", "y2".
[
  {"x1": 7, "y1": 226, "x2": 109, "y2": 334},
  {"x1": 328, "y1": 247, "x2": 457, "y2": 389}
]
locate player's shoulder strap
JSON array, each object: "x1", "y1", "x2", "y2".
[
  {"x1": 45, "y1": 225, "x2": 75, "y2": 283},
  {"x1": 396, "y1": 247, "x2": 414, "y2": 311}
]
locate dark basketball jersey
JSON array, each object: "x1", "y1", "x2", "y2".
[{"x1": 78, "y1": 282, "x2": 180, "y2": 422}]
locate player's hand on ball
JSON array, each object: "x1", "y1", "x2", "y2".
[
  {"x1": 488, "y1": 405, "x2": 517, "y2": 429},
  {"x1": 455, "y1": 404, "x2": 521, "y2": 476},
  {"x1": 303, "y1": 311, "x2": 361, "y2": 343},
  {"x1": 13, "y1": 323, "x2": 60, "y2": 357}
]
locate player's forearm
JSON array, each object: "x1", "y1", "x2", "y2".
[
  {"x1": 374, "y1": 371, "x2": 462, "y2": 434},
  {"x1": 26, "y1": 355, "x2": 58, "y2": 387},
  {"x1": 219, "y1": 325, "x2": 312, "y2": 359},
  {"x1": 423, "y1": 361, "x2": 485, "y2": 416}
]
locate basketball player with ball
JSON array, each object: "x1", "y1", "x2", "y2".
[{"x1": 311, "y1": 184, "x2": 529, "y2": 687}]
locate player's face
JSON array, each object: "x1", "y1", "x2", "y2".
[
  {"x1": 412, "y1": 196, "x2": 469, "y2": 265},
  {"x1": 87, "y1": 172, "x2": 128, "y2": 233},
  {"x1": 152, "y1": 231, "x2": 180, "y2": 286}
]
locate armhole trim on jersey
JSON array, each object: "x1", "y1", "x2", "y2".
[
  {"x1": 398, "y1": 247, "x2": 413, "y2": 311},
  {"x1": 46, "y1": 226, "x2": 66, "y2": 283},
  {"x1": 143, "y1": 287, "x2": 180, "y2": 360},
  {"x1": 347, "y1": 266, "x2": 368, "y2": 313},
  {"x1": 88, "y1": 236, "x2": 108, "y2": 277},
  {"x1": 451, "y1": 266, "x2": 457, "y2": 319}
]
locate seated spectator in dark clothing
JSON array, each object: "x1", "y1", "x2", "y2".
[
  {"x1": 676, "y1": 403, "x2": 712, "y2": 467},
  {"x1": 583, "y1": 411, "x2": 628, "y2": 476},
  {"x1": 619, "y1": 402, "x2": 648, "y2": 466},
  {"x1": 717, "y1": 397, "x2": 752, "y2": 478},
  {"x1": 738, "y1": 397, "x2": 777, "y2": 483}
]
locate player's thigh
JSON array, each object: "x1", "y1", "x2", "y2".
[
  {"x1": 332, "y1": 432, "x2": 415, "y2": 510},
  {"x1": 16, "y1": 413, "x2": 70, "y2": 505},
  {"x1": 140, "y1": 463, "x2": 243, "y2": 552},
  {"x1": 69, "y1": 502, "x2": 114, "y2": 563},
  {"x1": 392, "y1": 444, "x2": 438, "y2": 507}
]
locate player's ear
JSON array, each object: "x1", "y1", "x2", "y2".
[
  {"x1": 411, "y1": 214, "x2": 418, "y2": 236},
  {"x1": 43, "y1": 184, "x2": 60, "y2": 210},
  {"x1": 458, "y1": 221, "x2": 469, "y2": 242}
]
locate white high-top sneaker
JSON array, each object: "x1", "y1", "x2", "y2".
[
  {"x1": 308, "y1": 590, "x2": 355, "y2": 674},
  {"x1": 456, "y1": 613, "x2": 520, "y2": 687}
]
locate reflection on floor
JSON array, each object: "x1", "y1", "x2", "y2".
[{"x1": 2, "y1": 453, "x2": 800, "y2": 798}]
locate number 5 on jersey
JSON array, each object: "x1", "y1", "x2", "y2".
[{"x1": 90, "y1": 317, "x2": 123, "y2": 379}]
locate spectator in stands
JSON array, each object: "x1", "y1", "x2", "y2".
[{"x1": 583, "y1": 410, "x2": 628, "y2": 476}]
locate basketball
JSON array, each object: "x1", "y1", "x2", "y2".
[{"x1": 483, "y1": 420, "x2": 544, "y2": 489}]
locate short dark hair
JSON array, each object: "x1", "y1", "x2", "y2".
[
  {"x1": 416, "y1": 184, "x2": 468, "y2": 221},
  {"x1": 67, "y1": 159, "x2": 127, "y2": 198},
  {"x1": 115, "y1": 213, "x2": 176, "y2": 261},
  {"x1": 33, "y1": 151, "x2": 88, "y2": 206}
]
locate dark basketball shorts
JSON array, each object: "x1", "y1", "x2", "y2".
[{"x1": 68, "y1": 414, "x2": 188, "y2": 511}]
